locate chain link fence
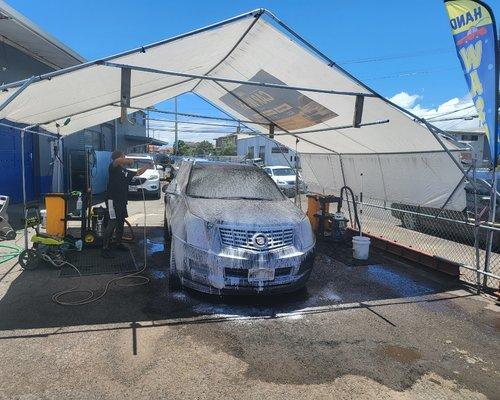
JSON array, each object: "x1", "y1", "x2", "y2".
[{"x1": 346, "y1": 197, "x2": 499, "y2": 289}]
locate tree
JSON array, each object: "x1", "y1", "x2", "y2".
[
  {"x1": 195, "y1": 140, "x2": 214, "y2": 156},
  {"x1": 219, "y1": 142, "x2": 236, "y2": 156},
  {"x1": 176, "y1": 140, "x2": 191, "y2": 156}
]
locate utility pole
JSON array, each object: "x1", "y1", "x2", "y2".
[{"x1": 174, "y1": 96, "x2": 178, "y2": 155}]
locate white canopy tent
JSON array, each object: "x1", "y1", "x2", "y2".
[{"x1": 0, "y1": 9, "x2": 466, "y2": 210}]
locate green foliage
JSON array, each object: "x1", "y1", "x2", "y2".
[{"x1": 194, "y1": 140, "x2": 214, "y2": 156}]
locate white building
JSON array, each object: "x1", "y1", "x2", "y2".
[{"x1": 236, "y1": 134, "x2": 299, "y2": 167}]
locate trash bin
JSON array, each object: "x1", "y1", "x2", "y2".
[{"x1": 306, "y1": 194, "x2": 329, "y2": 234}]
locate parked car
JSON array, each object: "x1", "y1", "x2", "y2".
[
  {"x1": 391, "y1": 178, "x2": 500, "y2": 250},
  {"x1": 163, "y1": 160, "x2": 316, "y2": 294},
  {"x1": 125, "y1": 154, "x2": 161, "y2": 199},
  {"x1": 263, "y1": 166, "x2": 307, "y2": 197}
]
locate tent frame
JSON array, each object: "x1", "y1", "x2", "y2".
[{"x1": 0, "y1": 8, "x2": 492, "y2": 273}]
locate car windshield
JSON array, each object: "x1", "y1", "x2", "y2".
[
  {"x1": 127, "y1": 158, "x2": 153, "y2": 169},
  {"x1": 272, "y1": 168, "x2": 295, "y2": 176},
  {"x1": 187, "y1": 164, "x2": 284, "y2": 200}
]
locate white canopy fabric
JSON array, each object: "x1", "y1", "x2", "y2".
[{"x1": 0, "y1": 10, "x2": 466, "y2": 209}]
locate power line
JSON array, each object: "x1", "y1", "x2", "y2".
[
  {"x1": 424, "y1": 104, "x2": 476, "y2": 121},
  {"x1": 338, "y1": 47, "x2": 455, "y2": 65},
  {"x1": 362, "y1": 66, "x2": 455, "y2": 81}
]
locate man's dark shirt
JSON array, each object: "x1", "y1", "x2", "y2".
[{"x1": 106, "y1": 162, "x2": 134, "y2": 205}]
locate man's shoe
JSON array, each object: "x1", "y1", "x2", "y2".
[
  {"x1": 101, "y1": 248, "x2": 114, "y2": 259},
  {"x1": 115, "y1": 243, "x2": 129, "y2": 252}
]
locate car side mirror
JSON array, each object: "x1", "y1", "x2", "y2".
[{"x1": 165, "y1": 181, "x2": 178, "y2": 195}]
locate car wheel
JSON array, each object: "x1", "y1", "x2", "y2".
[
  {"x1": 155, "y1": 189, "x2": 161, "y2": 200},
  {"x1": 401, "y1": 213, "x2": 418, "y2": 230},
  {"x1": 168, "y1": 239, "x2": 181, "y2": 290}
]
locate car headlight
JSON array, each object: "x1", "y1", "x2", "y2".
[
  {"x1": 294, "y1": 217, "x2": 314, "y2": 251},
  {"x1": 148, "y1": 174, "x2": 159, "y2": 181},
  {"x1": 185, "y1": 214, "x2": 210, "y2": 250}
]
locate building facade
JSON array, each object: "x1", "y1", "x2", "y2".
[
  {"x1": 236, "y1": 134, "x2": 299, "y2": 167},
  {"x1": 0, "y1": 1, "x2": 149, "y2": 201}
]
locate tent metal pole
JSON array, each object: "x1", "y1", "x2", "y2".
[
  {"x1": 261, "y1": 9, "x2": 474, "y2": 181},
  {"x1": 126, "y1": 105, "x2": 265, "y2": 125},
  {"x1": 0, "y1": 9, "x2": 263, "y2": 92},
  {"x1": 191, "y1": 91, "x2": 298, "y2": 170},
  {"x1": 102, "y1": 61, "x2": 376, "y2": 98},
  {"x1": 434, "y1": 164, "x2": 473, "y2": 219},
  {"x1": 483, "y1": 172, "x2": 497, "y2": 286},
  {"x1": 20, "y1": 124, "x2": 38, "y2": 250},
  {"x1": 422, "y1": 120, "x2": 474, "y2": 184},
  {"x1": 174, "y1": 97, "x2": 178, "y2": 155},
  {"x1": 273, "y1": 119, "x2": 390, "y2": 136},
  {"x1": 0, "y1": 75, "x2": 36, "y2": 113}
]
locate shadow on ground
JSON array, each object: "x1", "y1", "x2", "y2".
[{"x1": 3, "y1": 225, "x2": 497, "y2": 396}]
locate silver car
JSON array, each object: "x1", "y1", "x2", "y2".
[{"x1": 163, "y1": 160, "x2": 315, "y2": 294}]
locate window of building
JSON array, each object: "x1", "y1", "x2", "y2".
[
  {"x1": 461, "y1": 134, "x2": 478, "y2": 141},
  {"x1": 247, "y1": 146, "x2": 254, "y2": 158},
  {"x1": 259, "y1": 145, "x2": 265, "y2": 162}
]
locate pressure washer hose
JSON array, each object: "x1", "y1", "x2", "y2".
[
  {"x1": 338, "y1": 185, "x2": 361, "y2": 231},
  {"x1": 52, "y1": 188, "x2": 150, "y2": 306}
]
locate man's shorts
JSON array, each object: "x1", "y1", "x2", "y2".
[{"x1": 106, "y1": 199, "x2": 128, "y2": 220}]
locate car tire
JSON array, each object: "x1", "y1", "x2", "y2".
[
  {"x1": 154, "y1": 189, "x2": 161, "y2": 200},
  {"x1": 168, "y1": 239, "x2": 181, "y2": 290},
  {"x1": 401, "y1": 213, "x2": 418, "y2": 230}
]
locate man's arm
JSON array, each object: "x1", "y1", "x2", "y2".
[
  {"x1": 135, "y1": 163, "x2": 154, "y2": 177},
  {"x1": 113, "y1": 157, "x2": 134, "y2": 167}
]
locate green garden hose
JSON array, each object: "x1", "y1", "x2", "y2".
[{"x1": 0, "y1": 243, "x2": 22, "y2": 264}]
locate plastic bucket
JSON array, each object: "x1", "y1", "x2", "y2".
[
  {"x1": 352, "y1": 235, "x2": 370, "y2": 260},
  {"x1": 40, "y1": 209, "x2": 47, "y2": 228}
]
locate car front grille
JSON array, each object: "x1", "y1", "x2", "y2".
[
  {"x1": 219, "y1": 226, "x2": 294, "y2": 251},
  {"x1": 225, "y1": 267, "x2": 292, "y2": 279},
  {"x1": 130, "y1": 177, "x2": 146, "y2": 186}
]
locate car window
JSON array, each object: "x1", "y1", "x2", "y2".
[
  {"x1": 186, "y1": 164, "x2": 284, "y2": 200},
  {"x1": 264, "y1": 168, "x2": 272, "y2": 175},
  {"x1": 273, "y1": 167, "x2": 295, "y2": 176},
  {"x1": 127, "y1": 158, "x2": 153, "y2": 169}
]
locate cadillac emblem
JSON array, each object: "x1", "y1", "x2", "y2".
[{"x1": 252, "y1": 233, "x2": 268, "y2": 248}]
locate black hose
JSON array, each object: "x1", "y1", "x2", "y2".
[{"x1": 338, "y1": 186, "x2": 361, "y2": 230}]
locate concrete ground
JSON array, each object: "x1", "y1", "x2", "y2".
[{"x1": 0, "y1": 196, "x2": 498, "y2": 399}]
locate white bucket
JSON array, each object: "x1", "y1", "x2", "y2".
[
  {"x1": 352, "y1": 235, "x2": 370, "y2": 260},
  {"x1": 40, "y1": 209, "x2": 47, "y2": 228}
]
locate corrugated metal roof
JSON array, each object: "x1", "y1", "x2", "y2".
[{"x1": 0, "y1": 0, "x2": 84, "y2": 69}]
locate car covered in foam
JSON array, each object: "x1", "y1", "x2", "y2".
[{"x1": 163, "y1": 160, "x2": 315, "y2": 294}]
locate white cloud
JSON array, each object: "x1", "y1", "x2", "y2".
[
  {"x1": 389, "y1": 91, "x2": 421, "y2": 109},
  {"x1": 388, "y1": 91, "x2": 481, "y2": 131}
]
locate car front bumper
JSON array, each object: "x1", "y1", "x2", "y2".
[
  {"x1": 172, "y1": 238, "x2": 315, "y2": 295},
  {"x1": 128, "y1": 180, "x2": 160, "y2": 194}
]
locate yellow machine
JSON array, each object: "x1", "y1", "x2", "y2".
[{"x1": 45, "y1": 193, "x2": 67, "y2": 237}]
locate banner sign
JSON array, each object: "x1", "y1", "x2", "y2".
[
  {"x1": 444, "y1": 0, "x2": 499, "y2": 166},
  {"x1": 220, "y1": 70, "x2": 337, "y2": 131}
]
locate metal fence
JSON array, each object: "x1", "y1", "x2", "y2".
[{"x1": 346, "y1": 197, "x2": 499, "y2": 290}]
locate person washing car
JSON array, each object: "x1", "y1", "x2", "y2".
[{"x1": 101, "y1": 150, "x2": 152, "y2": 258}]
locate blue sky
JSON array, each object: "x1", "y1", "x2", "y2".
[{"x1": 7, "y1": 0, "x2": 499, "y2": 142}]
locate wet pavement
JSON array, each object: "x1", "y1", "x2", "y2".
[{"x1": 0, "y1": 197, "x2": 498, "y2": 399}]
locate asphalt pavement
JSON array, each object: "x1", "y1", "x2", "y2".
[{"x1": 0, "y1": 195, "x2": 498, "y2": 399}]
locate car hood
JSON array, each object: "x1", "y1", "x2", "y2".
[
  {"x1": 127, "y1": 168, "x2": 157, "y2": 179},
  {"x1": 186, "y1": 197, "x2": 305, "y2": 226},
  {"x1": 274, "y1": 175, "x2": 296, "y2": 181}
]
